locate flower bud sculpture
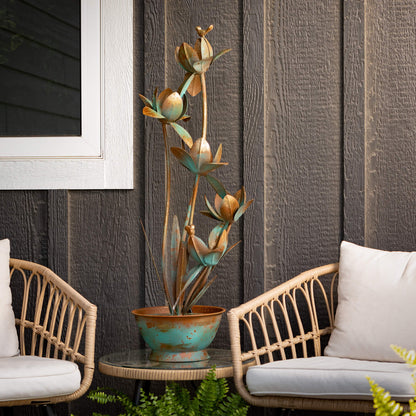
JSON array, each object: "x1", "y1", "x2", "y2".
[
  {"x1": 175, "y1": 25, "x2": 231, "y2": 97},
  {"x1": 139, "y1": 25, "x2": 252, "y2": 315}
]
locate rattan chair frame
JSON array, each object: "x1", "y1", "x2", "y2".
[
  {"x1": 228, "y1": 263, "x2": 409, "y2": 413},
  {"x1": 1, "y1": 259, "x2": 97, "y2": 407}
]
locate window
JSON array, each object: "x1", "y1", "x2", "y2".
[{"x1": 0, "y1": 0, "x2": 133, "y2": 189}]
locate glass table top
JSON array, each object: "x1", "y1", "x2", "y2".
[{"x1": 99, "y1": 348, "x2": 237, "y2": 371}]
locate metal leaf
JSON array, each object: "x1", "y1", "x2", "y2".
[
  {"x1": 172, "y1": 265, "x2": 204, "y2": 312},
  {"x1": 153, "y1": 88, "x2": 159, "y2": 112},
  {"x1": 171, "y1": 147, "x2": 196, "y2": 173},
  {"x1": 212, "y1": 48, "x2": 231, "y2": 63},
  {"x1": 206, "y1": 175, "x2": 227, "y2": 198},
  {"x1": 234, "y1": 199, "x2": 254, "y2": 222},
  {"x1": 139, "y1": 94, "x2": 152, "y2": 108},
  {"x1": 170, "y1": 123, "x2": 193, "y2": 148},
  {"x1": 180, "y1": 115, "x2": 191, "y2": 122},
  {"x1": 182, "y1": 267, "x2": 211, "y2": 312},
  {"x1": 170, "y1": 215, "x2": 180, "y2": 284},
  {"x1": 200, "y1": 210, "x2": 220, "y2": 221},
  {"x1": 203, "y1": 195, "x2": 222, "y2": 221},
  {"x1": 215, "y1": 226, "x2": 229, "y2": 252},
  {"x1": 203, "y1": 250, "x2": 223, "y2": 267},
  {"x1": 213, "y1": 143, "x2": 223, "y2": 163},
  {"x1": 178, "y1": 73, "x2": 195, "y2": 97},
  {"x1": 208, "y1": 224, "x2": 226, "y2": 249},
  {"x1": 188, "y1": 74, "x2": 202, "y2": 97},
  {"x1": 214, "y1": 193, "x2": 223, "y2": 214},
  {"x1": 174, "y1": 241, "x2": 189, "y2": 312},
  {"x1": 234, "y1": 186, "x2": 246, "y2": 205},
  {"x1": 199, "y1": 162, "x2": 227, "y2": 175},
  {"x1": 186, "y1": 275, "x2": 218, "y2": 311},
  {"x1": 188, "y1": 234, "x2": 209, "y2": 265},
  {"x1": 222, "y1": 240, "x2": 241, "y2": 260},
  {"x1": 143, "y1": 106, "x2": 164, "y2": 119}
]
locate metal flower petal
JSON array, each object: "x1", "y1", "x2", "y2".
[
  {"x1": 171, "y1": 138, "x2": 227, "y2": 176},
  {"x1": 186, "y1": 225, "x2": 227, "y2": 267},
  {"x1": 203, "y1": 186, "x2": 253, "y2": 224},
  {"x1": 175, "y1": 25, "x2": 231, "y2": 96},
  {"x1": 139, "y1": 88, "x2": 192, "y2": 146}
]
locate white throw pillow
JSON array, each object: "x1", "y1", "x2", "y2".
[
  {"x1": 325, "y1": 241, "x2": 416, "y2": 362},
  {"x1": 0, "y1": 239, "x2": 19, "y2": 357}
]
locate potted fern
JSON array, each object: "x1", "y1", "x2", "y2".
[
  {"x1": 87, "y1": 367, "x2": 249, "y2": 415},
  {"x1": 132, "y1": 25, "x2": 252, "y2": 362}
]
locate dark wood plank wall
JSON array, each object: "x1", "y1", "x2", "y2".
[
  {"x1": 1, "y1": 1, "x2": 416, "y2": 415},
  {"x1": 365, "y1": 0, "x2": 416, "y2": 252},
  {"x1": 264, "y1": 0, "x2": 343, "y2": 292}
]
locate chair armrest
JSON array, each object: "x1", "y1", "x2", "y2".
[
  {"x1": 10, "y1": 258, "x2": 97, "y2": 403},
  {"x1": 227, "y1": 263, "x2": 338, "y2": 402}
]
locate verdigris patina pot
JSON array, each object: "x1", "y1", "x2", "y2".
[{"x1": 132, "y1": 305, "x2": 225, "y2": 362}]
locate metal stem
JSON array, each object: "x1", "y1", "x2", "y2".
[
  {"x1": 161, "y1": 123, "x2": 173, "y2": 307},
  {"x1": 201, "y1": 72, "x2": 207, "y2": 140},
  {"x1": 189, "y1": 174, "x2": 200, "y2": 227}
]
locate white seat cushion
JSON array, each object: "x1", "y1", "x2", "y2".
[
  {"x1": 246, "y1": 356, "x2": 414, "y2": 400},
  {"x1": 0, "y1": 355, "x2": 81, "y2": 401},
  {"x1": 0, "y1": 239, "x2": 19, "y2": 358},
  {"x1": 325, "y1": 241, "x2": 416, "y2": 362}
]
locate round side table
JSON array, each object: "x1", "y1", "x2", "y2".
[{"x1": 99, "y1": 348, "x2": 254, "y2": 404}]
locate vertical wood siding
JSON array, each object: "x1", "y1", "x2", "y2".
[{"x1": 1, "y1": 1, "x2": 415, "y2": 415}]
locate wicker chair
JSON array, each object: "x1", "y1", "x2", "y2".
[
  {"x1": 227, "y1": 263, "x2": 410, "y2": 413},
  {"x1": 0, "y1": 259, "x2": 97, "y2": 411}
]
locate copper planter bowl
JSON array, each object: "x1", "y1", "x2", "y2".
[{"x1": 132, "y1": 305, "x2": 225, "y2": 362}]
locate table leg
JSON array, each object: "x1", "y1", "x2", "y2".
[{"x1": 134, "y1": 380, "x2": 151, "y2": 405}]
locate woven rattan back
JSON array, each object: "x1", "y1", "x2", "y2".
[
  {"x1": 6, "y1": 258, "x2": 97, "y2": 406},
  {"x1": 234, "y1": 263, "x2": 338, "y2": 366}
]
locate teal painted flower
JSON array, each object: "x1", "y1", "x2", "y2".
[
  {"x1": 175, "y1": 25, "x2": 231, "y2": 96},
  {"x1": 139, "y1": 88, "x2": 192, "y2": 147},
  {"x1": 171, "y1": 138, "x2": 227, "y2": 176},
  {"x1": 202, "y1": 186, "x2": 253, "y2": 225},
  {"x1": 186, "y1": 225, "x2": 228, "y2": 267}
]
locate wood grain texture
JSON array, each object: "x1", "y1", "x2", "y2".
[
  {"x1": 0, "y1": 190, "x2": 48, "y2": 262},
  {"x1": 264, "y1": 0, "x2": 343, "y2": 290},
  {"x1": 343, "y1": 0, "x2": 365, "y2": 245},
  {"x1": 242, "y1": 0, "x2": 265, "y2": 304},
  {"x1": 47, "y1": 190, "x2": 68, "y2": 282},
  {"x1": 143, "y1": 0, "x2": 167, "y2": 308},
  {"x1": 365, "y1": 0, "x2": 416, "y2": 251}
]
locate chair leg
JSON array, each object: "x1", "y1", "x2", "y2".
[{"x1": 40, "y1": 405, "x2": 57, "y2": 416}]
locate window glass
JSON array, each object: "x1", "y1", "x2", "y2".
[{"x1": 0, "y1": 0, "x2": 81, "y2": 136}]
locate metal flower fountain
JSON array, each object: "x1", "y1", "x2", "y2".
[{"x1": 133, "y1": 25, "x2": 252, "y2": 362}]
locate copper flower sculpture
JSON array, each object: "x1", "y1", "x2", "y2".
[
  {"x1": 140, "y1": 25, "x2": 252, "y2": 315},
  {"x1": 175, "y1": 25, "x2": 231, "y2": 97}
]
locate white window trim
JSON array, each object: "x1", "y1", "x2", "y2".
[{"x1": 0, "y1": 0, "x2": 133, "y2": 189}]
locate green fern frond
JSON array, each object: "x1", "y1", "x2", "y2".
[
  {"x1": 392, "y1": 346, "x2": 416, "y2": 368},
  {"x1": 368, "y1": 377, "x2": 404, "y2": 416},
  {"x1": 87, "y1": 367, "x2": 248, "y2": 415},
  {"x1": 214, "y1": 393, "x2": 249, "y2": 416}
]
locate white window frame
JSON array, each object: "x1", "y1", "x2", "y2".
[{"x1": 0, "y1": 0, "x2": 133, "y2": 189}]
